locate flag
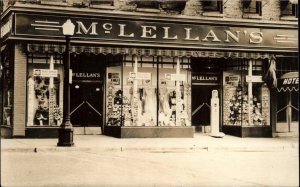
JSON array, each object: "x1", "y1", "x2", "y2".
[{"x1": 263, "y1": 57, "x2": 277, "y2": 89}]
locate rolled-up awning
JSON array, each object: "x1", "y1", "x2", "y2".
[
  {"x1": 277, "y1": 72, "x2": 299, "y2": 92},
  {"x1": 27, "y1": 43, "x2": 274, "y2": 59}
]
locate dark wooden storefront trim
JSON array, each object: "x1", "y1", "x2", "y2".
[
  {"x1": 104, "y1": 126, "x2": 195, "y2": 138},
  {"x1": 222, "y1": 125, "x2": 272, "y2": 138}
]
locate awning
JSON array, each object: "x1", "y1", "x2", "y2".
[
  {"x1": 277, "y1": 72, "x2": 299, "y2": 92},
  {"x1": 27, "y1": 43, "x2": 274, "y2": 59}
]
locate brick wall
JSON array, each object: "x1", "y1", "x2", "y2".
[
  {"x1": 4, "y1": 0, "x2": 297, "y2": 22},
  {"x1": 262, "y1": 0, "x2": 281, "y2": 21},
  {"x1": 12, "y1": 43, "x2": 27, "y2": 136},
  {"x1": 183, "y1": 0, "x2": 203, "y2": 16},
  {"x1": 223, "y1": 0, "x2": 243, "y2": 19}
]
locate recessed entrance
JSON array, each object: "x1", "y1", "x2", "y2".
[{"x1": 70, "y1": 82, "x2": 103, "y2": 133}]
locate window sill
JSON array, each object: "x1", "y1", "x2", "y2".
[
  {"x1": 90, "y1": 4, "x2": 115, "y2": 10},
  {"x1": 136, "y1": 8, "x2": 161, "y2": 13},
  {"x1": 202, "y1": 12, "x2": 224, "y2": 18},
  {"x1": 242, "y1": 14, "x2": 262, "y2": 20},
  {"x1": 280, "y1": 16, "x2": 298, "y2": 21}
]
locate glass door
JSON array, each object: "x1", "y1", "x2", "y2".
[{"x1": 276, "y1": 91, "x2": 299, "y2": 132}]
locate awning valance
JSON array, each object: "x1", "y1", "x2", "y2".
[
  {"x1": 277, "y1": 72, "x2": 299, "y2": 92},
  {"x1": 27, "y1": 43, "x2": 273, "y2": 59}
]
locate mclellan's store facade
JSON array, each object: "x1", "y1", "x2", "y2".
[{"x1": 1, "y1": 6, "x2": 298, "y2": 138}]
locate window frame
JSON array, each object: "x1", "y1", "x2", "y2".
[
  {"x1": 202, "y1": 0, "x2": 223, "y2": 13},
  {"x1": 280, "y1": 1, "x2": 298, "y2": 18},
  {"x1": 242, "y1": 0, "x2": 262, "y2": 16}
]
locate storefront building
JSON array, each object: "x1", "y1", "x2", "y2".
[{"x1": 0, "y1": 0, "x2": 298, "y2": 138}]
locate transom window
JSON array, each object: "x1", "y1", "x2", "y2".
[
  {"x1": 242, "y1": 0, "x2": 262, "y2": 16},
  {"x1": 202, "y1": 0, "x2": 223, "y2": 13}
]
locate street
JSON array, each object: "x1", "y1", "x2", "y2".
[{"x1": 1, "y1": 149, "x2": 299, "y2": 187}]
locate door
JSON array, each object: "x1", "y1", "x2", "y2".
[
  {"x1": 276, "y1": 91, "x2": 299, "y2": 132},
  {"x1": 70, "y1": 82, "x2": 103, "y2": 128},
  {"x1": 192, "y1": 85, "x2": 220, "y2": 127}
]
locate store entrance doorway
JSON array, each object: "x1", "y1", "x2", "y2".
[
  {"x1": 70, "y1": 82, "x2": 103, "y2": 134},
  {"x1": 192, "y1": 85, "x2": 220, "y2": 132}
]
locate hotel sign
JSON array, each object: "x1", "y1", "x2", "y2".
[{"x1": 14, "y1": 13, "x2": 298, "y2": 51}]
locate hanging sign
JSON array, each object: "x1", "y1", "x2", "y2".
[
  {"x1": 165, "y1": 73, "x2": 185, "y2": 81},
  {"x1": 129, "y1": 72, "x2": 151, "y2": 80},
  {"x1": 246, "y1": 75, "x2": 263, "y2": 83},
  {"x1": 33, "y1": 69, "x2": 58, "y2": 77},
  {"x1": 277, "y1": 72, "x2": 299, "y2": 92}
]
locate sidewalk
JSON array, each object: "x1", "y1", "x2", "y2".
[{"x1": 1, "y1": 133, "x2": 299, "y2": 153}]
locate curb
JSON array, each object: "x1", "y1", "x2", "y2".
[{"x1": 2, "y1": 144, "x2": 298, "y2": 153}]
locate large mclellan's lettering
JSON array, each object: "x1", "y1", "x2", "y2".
[
  {"x1": 15, "y1": 13, "x2": 298, "y2": 50},
  {"x1": 75, "y1": 21, "x2": 263, "y2": 44}
]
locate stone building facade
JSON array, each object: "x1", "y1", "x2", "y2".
[{"x1": 0, "y1": 0, "x2": 298, "y2": 138}]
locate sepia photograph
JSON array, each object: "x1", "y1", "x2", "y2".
[{"x1": 0, "y1": 0, "x2": 298, "y2": 186}]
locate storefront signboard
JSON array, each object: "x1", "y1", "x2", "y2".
[
  {"x1": 72, "y1": 72, "x2": 101, "y2": 80},
  {"x1": 14, "y1": 13, "x2": 298, "y2": 52},
  {"x1": 246, "y1": 75, "x2": 263, "y2": 83},
  {"x1": 192, "y1": 73, "x2": 220, "y2": 84},
  {"x1": 33, "y1": 69, "x2": 58, "y2": 77}
]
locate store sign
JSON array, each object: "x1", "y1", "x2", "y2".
[
  {"x1": 192, "y1": 73, "x2": 220, "y2": 84},
  {"x1": 165, "y1": 73, "x2": 185, "y2": 81},
  {"x1": 226, "y1": 75, "x2": 239, "y2": 83},
  {"x1": 33, "y1": 69, "x2": 58, "y2": 77},
  {"x1": 246, "y1": 75, "x2": 263, "y2": 83},
  {"x1": 72, "y1": 72, "x2": 101, "y2": 80},
  {"x1": 129, "y1": 72, "x2": 151, "y2": 80},
  {"x1": 14, "y1": 13, "x2": 298, "y2": 51}
]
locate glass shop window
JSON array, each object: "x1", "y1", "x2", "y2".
[
  {"x1": 223, "y1": 59, "x2": 270, "y2": 126},
  {"x1": 105, "y1": 55, "x2": 192, "y2": 127},
  {"x1": 242, "y1": 0, "x2": 262, "y2": 16},
  {"x1": 26, "y1": 54, "x2": 64, "y2": 127},
  {"x1": 1, "y1": 53, "x2": 13, "y2": 127},
  {"x1": 202, "y1": 0, "x2": 223, "y2": 13},
  {"x1": 280, "y1": 1, "x2": 298, "y2": 18}
]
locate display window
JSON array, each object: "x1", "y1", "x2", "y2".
[
  {"x1": 1, "y1": 53, "x2": 13, "y2": 127},
  {"x1": 105, "y1": 55, "x2": 191, "y2": 127},
  {"x1": 27, "y1": 55, "x2": 64, "y2": 126},
  {"x1": 223, "y1": 59, "x2": 270, "y2": 126}
]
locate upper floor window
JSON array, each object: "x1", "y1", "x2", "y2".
[
  {"x1": 90, "y1": 0, "x2": 113, "y2": 6},
  {"x1": 202, "y1": 0, "x2": 223, "y2": 13},
  {"x1": 134, "y1": 0, "x2": 160, "y2": 9},
  {"x1": 280, "y1": 0, "x2": 298, "y2": 18},
  {"x1": 242, "y1": 0, "x2": 262, "y2": 16}
]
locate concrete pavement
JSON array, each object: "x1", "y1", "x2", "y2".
[{"x1": 1, "y1": 133, "x2": 298, "y2": 153}]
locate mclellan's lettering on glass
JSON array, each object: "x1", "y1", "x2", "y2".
[{"x1": 13, "y1": 13, "x2": 298, "y2": 51}]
